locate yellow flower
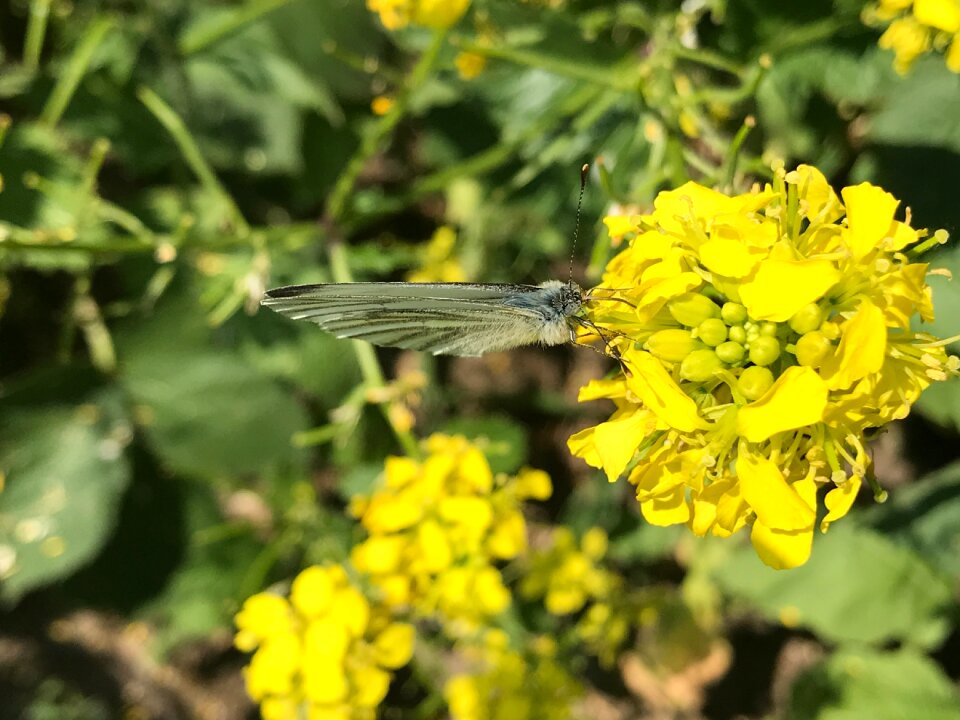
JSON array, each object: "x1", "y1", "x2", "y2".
[
  {"x1": 572, "y1": 165, "x2": 957, "y2": 569},
  {"x1": 407, "y1": 226, "x2": 468, "y2": 283},
  {"x1": 370, "y1": 95, "x2": 394, "y2": 116},
  {"x1": 865, "y1": 0, "x2": 960, "y2": 72},
  {"x1": 351, "y1": 434, "x2": 552, "y2": 630},
  {"x1": 235, "y1": 564, "x2": 415, "y2": 718},
  {"x1": 445, "y1": 631, "x2": 581, "y2": 720},
  {"x1": 519, "y1": 527, "x2": 617, "y2": 614},
  {"x1": 367, "y1": 0, "x2": 470, "y2": 30},
  {"x1": 455, "y1": 51, "x2": 488, "y2": 80}
]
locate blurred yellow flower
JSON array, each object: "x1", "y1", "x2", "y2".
[
  {"x1": 350, "y1": 434, "x2": 552, "y2": 631},
  {"x1": 519, "y1": 526, "x2": 617, "y2": 615},
  {"x1": 235, "y1": 564, "x2": 414, "y2": 720},
  {"x1": 571, "y1": 165, "x2": 957, "y2": 569},
  {"x1": 367, "y1": 0, "x2": 470, "y2": 30},
  {"x1": 407, "y1": 226, "x2": 468, "y2": 283},
  {"x1": 445, "y1": 630, "x2": 581, "y2": 720},
  {"x1": 865, "y1": 0, "x2": 960, "y2": 72},
  {"x1": 455, "y1": 51, "x2": 488, "y2": 80},
  {"x1": 371, "y1": 95, "x2": 394, "y2": 116}
]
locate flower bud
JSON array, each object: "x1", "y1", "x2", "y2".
[
  {"x1": 646, "y1": 329, "x2": 702, "y2": 362},
  {"x1": 668, "y1": 294, "x2": 720, "y2": 328},
  {"x1": 794, "y1": 330, "x2": 832, "y2": 367},
  {"x1": 697, "y1": 318, "x2": 728, "y2": 347},
  {"x1": 789, "y1": 303, "x2": 825, "y2": 335},
  {"x1": 680, "y1": 349, "x2": 723, "y2": 383},
  {"x1": 721, "y1": 302, "x2": 747, "y2": 325},
  {"x1": 748, "y1": 335, "x2": 781, "y2": 366},
  {"x1": 728, "y1": 325, "x2": 747, "y2": 344},
  {"x1": 739, "y1": 366, "x2": 775, "y2": 400},
  {"x1": 760, "y1": 322, "x2": 778, "y2": 337},
  {"x1": 716, "y1": 341, "x2": 745, "y2": 364}
]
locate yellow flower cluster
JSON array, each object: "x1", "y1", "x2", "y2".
[
  {"x1": 367, "y1": 0, "x2": 470, "y2": 30},
  {"x1": 407, "y1": 226, "x2": 468, "y2": 283},
  {"x1": 234, "y1": 564, "x2": 415, "y2": 720},
  {"x1": 572, "y1": 165, "x2": 957, "y2": 569},
  {"x1": 445, "y1": 631, "x2": 581, "y2": 720},
  {"x1": 519, "y1": 527, "x2": 617, "y2": 615},
  {"x1": 350, "y1": 434, "x2": 552, "y2": 630},
  {"x1": 864, "y1": 0, "x2": 960, "y2": 73}
]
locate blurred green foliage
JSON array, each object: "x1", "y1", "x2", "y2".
[{"x1": 1, "y1": 0, "x2": 959, "y2": 718}]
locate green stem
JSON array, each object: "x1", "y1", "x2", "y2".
[
  {"x1": 328, "y1": 242, "x2": 421, "y2": 459},
  {"x1": 670, "y1": 45, "x2": 744, "y2": 76},
  {"x1": 179, "y1": 0, "x2": 294, "y2": 55},
  {"x1": 137, "y1": 85, "x2": 251, "y2": 236},
  {"x1": 454, "y1": 39, "x2": 638, "y2": 92},
  {"x1": 721, "y1": 116, "x2": 756, "y2": 189},
  {"x1": 40, "y1": 16, "x2": 114, "y2": 127},
  {"x1": 326, "y1": 29, "x2": 448, "y2": 223},
  {"x1": 23, "y1": 0, "x2": 52, "y2": 72}
]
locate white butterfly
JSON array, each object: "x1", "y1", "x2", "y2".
[{"x1": 260, "y1": 279, "x2": 588, "y2": 356}]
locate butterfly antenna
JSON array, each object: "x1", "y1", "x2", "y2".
[{"x1": 568, "y1": 163, "x2": 590, "y2": 288}]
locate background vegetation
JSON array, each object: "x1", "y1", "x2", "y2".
[{"x1": 1, "y1": 0, "x2": 959, "y2": 718}]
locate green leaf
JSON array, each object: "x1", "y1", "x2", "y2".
[
  {"x1": 715, "y1": 522, "x2": 953, "y2": 647},
  {"x1": 440, "y1": 415, "x2": 529, "y2": 474},
  {"x1": 865, "y1": 461, "x2": 960, "y2": 578},
  {"x1": 0, "y1": 391, "x2": 132, "y2": 603},
  {"x1": 788, "y1": 648, "x2": 960, "y2": 720},
  {"x1": 116, "y1": 289, "x2": 309, "y2": 479}
]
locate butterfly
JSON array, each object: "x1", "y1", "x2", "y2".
[{"x1": 260, "y1": 279, "x2": 589, "y2": 356}]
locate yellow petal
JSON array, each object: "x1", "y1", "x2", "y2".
[
  {"x1": 699, "y1": 236, "x2": 760, "y2": 277},
  {"x1": 590, "y1": 409, "x2": 657, "y2": 481},
  {"x1": 749, "y1": 473, "x2": 817, "y2": 570},
  {"x1": 625, "y1": 350, "x2": 708, "y2": 432},
  {"x1": 820, "y1": 299, "x2": 887, "y2": 390},
  {"x1": 291, "y1": 566, "x2": 335, "y2": 618},
  {"x1": 603, "y1": 214, "x2": 641, "y2": 238},
  {"x1": 737, "y1": 366, "x2": 828, "y2": 442},
  {"x1": 786, "y1": 165, "x2": 843, "y2": 222},
  {"x1": 350, "y1": 535, "x2": 406, "y2": 575},
  {"x1": 567, "y1": 426, "x2": 602, "y2": 470},
  {"x1": 302, "y1": 654, "x2": 349, "y2": 704},
  {"x1": 821, "y1": 476, "x2": 861, "y2": 532},
  {"x1": 350, "y1": 664, "x2": 392, "y2": 707},
  {"x1": 739, "y1": 254, "x2": 841, "y2": 321},
  {"x1": 914, "y1": 0, "x2": 960, "y2": 32},
  {"x1": 373, "y1": 622, "x2": 416, "y2": 669},
  {"x1": 639, "y1": 485, "x2": 691, "y2": 526},
  {"x1": 841, "y1": 183, "x2": 899, "y2": 259},
  {"x1": 736, "y1": 453, "x2": 815, "y2": 532}
]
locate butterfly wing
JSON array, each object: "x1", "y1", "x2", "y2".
[{"x1": 261, "y1": 282, "x2": 553, "y2": 356}]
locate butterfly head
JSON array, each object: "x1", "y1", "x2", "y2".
[{"x1": 557, "y1": 281, "x2": 584, "y2": 317}]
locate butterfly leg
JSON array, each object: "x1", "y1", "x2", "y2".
[{"x1": 570, "y1": 317, "x2": 633, "y2": 377}]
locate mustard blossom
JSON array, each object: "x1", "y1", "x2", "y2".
[
  {"x1": 444, "y1": 630, "x2": 581, "y2": 720},
  {"x1": 519, "y1": 526, "x2": 617, "y2": 615},
  {"x1": 350, "y1": 434, "x2": 552, "y2": 631},
  {"x1": 234, "y1": 564, "x2": 415, "y2": 720},
  {"x1": 864, "y1": 0, "x2": 960, "y2": 73},
  {"x1": 570, "y1": 165, "x2": 957, "y2": 569},
  {"x1": 407, "y1": 226, "x2": 468, "y2": 283},
  {"x1": 367, "y1": 0, "x2": 470, "y2": 30}
]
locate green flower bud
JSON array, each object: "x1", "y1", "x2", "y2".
[
  {"x1": 697, "y1": 318, "x2": 728, "y2": 347},
  {"x1": 739, "y1": 365, "x2": 775, "y2": 401},
  {"x1": 760, "y1": 322, "x2": 778, "y2": 337},
  {"x1": 715, "y1": 341, "x2": 745, "y2": 364},
  {"x1": 680, "y1": 349, "x2": 724, "y2": 383},
  {"x1": 794, "y1": 330, "x2": 832, "y2": 367},
  {"x1": 721, "y1": 301, "x2": 747, "y2": 325},
  {"x1": 728, "y1": 325, "x2": 747, "y2": 344},
  {"x1": 748, "y1": 335, "x2": 781, "y2": 366},
  {"x1": 746, "y1": 325, "x2": 760, "y2": 343},
  {"x1": 789, "y1": 303, "x2": 825, "y2": 335},
  {"x1": 668, "y1": 294, "x2": 720, "y2": 328},
  {"x1": 646, "y1": 329, "x2": 702, "y2": 363}
]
